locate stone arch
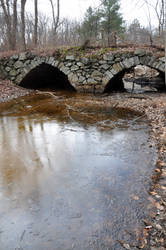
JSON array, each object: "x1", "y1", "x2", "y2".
[
  {"x1": 19, "y1": 62, "x2": 76, "y2": 91},
  {"x1": 103, "y1": 55, "x2": 165, "y2": 92}
]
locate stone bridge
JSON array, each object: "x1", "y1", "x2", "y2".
[{"x1": 0, "y1": 49, "x2": 165, "y2": 93}]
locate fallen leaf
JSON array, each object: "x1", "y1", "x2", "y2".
[
  {"x1": 154, "y1": 202, "x2": 164, "y2": 210},
  {"x1": 143, "y1": 228, "x2": 149, "y2": 237},
  {"x1": 157, "y1": 160, "x2": 165, "y2": 167},
  {"x1": 149, "y1": 191, "x2": 157, "y2": 196},
  {"x1": 131, "y1": 194, "x2": 139, "y2": 200}
]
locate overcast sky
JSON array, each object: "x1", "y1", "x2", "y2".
[{"x1": 26, "y1": 0, "x2": 158, "y2": 28}]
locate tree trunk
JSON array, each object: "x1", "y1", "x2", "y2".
[
  {"x1": 49, "y1": 0, "x2": 60, "y2": 35},
  {"x1": 0, "y1": 0, "x2": 13, "y2": 49},
  {"x1": 34, "y1": 0, "x2": 38, "y2": 46},
  {"x1": 12, "y1": 0, "x2": 18, "y2": 49},
  {"x1": 164, "y1": 0, "x2": 166, "y2": 86},
  {"x1": 21, "y1": 0, "x2": 27, "y2": 50}
]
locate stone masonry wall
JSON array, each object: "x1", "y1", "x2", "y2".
[{"x1": 0, "y1": 50, "x2": 165, "y2": 93}]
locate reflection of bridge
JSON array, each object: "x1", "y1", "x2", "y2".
[{"x1": 0, "y1": 49, "x2": 165, "y2": 93}]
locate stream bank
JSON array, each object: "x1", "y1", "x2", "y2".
[{"x1": 0, "y1": 80, "x2": 166, "y2": 249}]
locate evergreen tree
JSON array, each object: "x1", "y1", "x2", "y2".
[
  {"x1": 79, "y1": 7, "x2": 100, "y2": 41},
  {"x1": 100, "y1": 0, "x2": 124, "y2": 46}
]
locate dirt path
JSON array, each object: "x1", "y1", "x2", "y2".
[{"x1": 0, "y1": 80, "x2": 166, "y2": 249}]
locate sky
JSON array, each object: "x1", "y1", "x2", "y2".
[{"x1": 26, "y1": 0, "x2": 158, "y2": 28}]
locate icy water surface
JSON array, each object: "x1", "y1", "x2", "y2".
[{"x1": 0, "y1": 93, "x2": 156, "y2": 249}]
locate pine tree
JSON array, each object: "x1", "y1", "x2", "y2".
[
  {"x1": 100, "y1": 0, "x2": 124, "y2": 46},
  {"x1": 80, "y1": 7, "x2": 100, "y2": 42}
]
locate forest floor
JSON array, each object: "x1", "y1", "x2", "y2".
[
  {"x1": 0, "y1": 80, "x2": 166, "y2": 249},
  {"x1": 0, "y1": 80, "x2": 35, "y2": 103}
]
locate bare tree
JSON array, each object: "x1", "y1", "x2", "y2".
[
  {"x1": 21, "y1": 0, "x2": 27, "y2": 50},
  {"x1": 144, "y1": 0, "x2": 154, "y2": 45},
  {"x1": 142, "y1": 0, "x2": 165, "y2": 37},
  {"x1": 34, "y1": 0, "x2": 38, "y2": 46},
  {"x1": 0, "y1": 0, "x2": 18, "y2": 50},
  {"x1": 49, "y1": 0, "x2": 60, "y2": 35},
  {"x1": 164, "y1": 0, "x2": 166, "y2": 86},
  {"x1": 13, "y1": 0, "x2": 17, "y2": 49}
]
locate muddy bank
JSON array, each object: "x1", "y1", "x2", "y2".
[{"x1": 0, "y1": 81, "x2": 166, "y2": 249}]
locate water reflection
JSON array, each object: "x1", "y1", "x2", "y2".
[{"x1": 0, "y1": 98, "x2": 156, "y2": 250}]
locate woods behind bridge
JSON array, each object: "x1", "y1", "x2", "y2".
[{"x1": 0, "y1": 0, "x2": 165, "y2": 52}]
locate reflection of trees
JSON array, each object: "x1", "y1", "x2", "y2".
[
  {"x1": 0, "y1": 114, "x2": 74, "y2": 199},
  {"x1": 0, "y1": 116, "x2": 43, "y2": 197}
]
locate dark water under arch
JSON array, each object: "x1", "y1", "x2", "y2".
[{"x1": 20, "y1": 63, "x2": 76, "y2": 91}]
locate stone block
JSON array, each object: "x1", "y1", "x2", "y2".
[
  {"x1": 52, "y1": 60, "x2": 59, "y2": 67},
  {"x1": 9, "y1": 69, "x2": 18, "y2": 76},
  {"x1": 105, "y1": 70, "x2": 114, "y2": 79},
  {"x1": 155, "y1": 62, "x2": 162, "y2": 70},
  {"x1": 65, "y1": 62, "x2": 72, "y2": 67},
  {"x1": 99, "y1": 60, "x2": 106, "y2": 64},
  {"x1": 87, "y1": 78, "x2": 97, "y2": 84},
  {"x1": 15, "y1": 75, "x2": 23, "y2": 84},
  {"x1": 14, "y1": 61, "x2": 24, "y2": 69},
  {"x1": 79, "y1": 76, "x2": 86, "y2": 82},
  {"x1": 48, "y1": 57, "x2": 55, "y2": 65},
  {"x1": 94, "y1": 77, "x2": 102, "y2": 82},
  {"x1": 7, "y1": 61, "x2": 14, "y2": 67},
  {"x1": 68, "y1": 73, "x2": 78, "y2": 83},
  {"x1": 133, "y1": 56, "x2": 140, "y2": 65},
  {"x1": 158, "y1": 63, "x2": 165, "y2": 72},
  {"x1": 83, "y1": 80, "x2": 87, "y2": 85},
  {"x1": 159, "y1": 57, "x2": 165, "y2": 62},
  {"x1": 115, "y1": 57, "x2": 121, "y2": 62},
  {"x1": 103, "y1": 54, "x2": 114, "y2": 61},
  {"x1": 71, "y1": 65, "x2": 79, "y2": 71},
  {"x1": 122, "y1": 57, "x2": 134, "y2": 69},
  {"x1": 77, "y1": 62, "x2": 84, "y2": 67},
  {"x1": 102, "y1": 76, "x2": 110, "y2": 86},
  {"x1": 144, "y1": 56, "x2": 151, "y2": 65},
  {"x1": 81, "y1": 57, "x2": 89, "y2": 64},
  {"x1": 60, "y1": 66, "x2": 70, "y2": 75},
  {"x1": 134, "y1": 49, "x2": 146, "y2": 56},
  {"x1": 151, "y1": 61, "x2": 158, "y2": 68},
  {"x1": 113, "y1": 63, "x2": 123, "y2": 73},
  {"x1": 110, "y1": 68, "x2": 117, "y2": 75},
  {"x1": 147, "y1": 57, "x2": 155, "y2": 67},
  {"x1": 10, "y1": 54, "x2": 19, "y2": 60},
  {"x1": 66, "y1": 55, "x2": 75, "y2": 60},
  {"x1": 139, "y1": 56, "x2": 146, "y2": 65},
  {"x1": 5, "y1": 66, "x2": 11, "y2": 72},
  {"x1": 19, "y1": 52, "x2": 27, "y2": 61},
  {"x1": 91, "y1": 70, "x2": 103, "y2": 77},
  {"x1": 100, "y1": 64, "x2": 110, "y2": 70}
]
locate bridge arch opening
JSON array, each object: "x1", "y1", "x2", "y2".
[
  {"x1": 20, "y1": 63, "x2": 76, "y2": 91},
  {"x1": 104, "y1": 65, "x2": 165, "y2": 93}
]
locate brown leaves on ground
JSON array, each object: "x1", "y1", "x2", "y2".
[{"x1": 0, "y1": 80, "x2": 35, "y2": 103}]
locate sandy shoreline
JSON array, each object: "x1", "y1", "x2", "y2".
[{"x1": 0, "y1": 80, "x2": 166, "y2": 249}]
